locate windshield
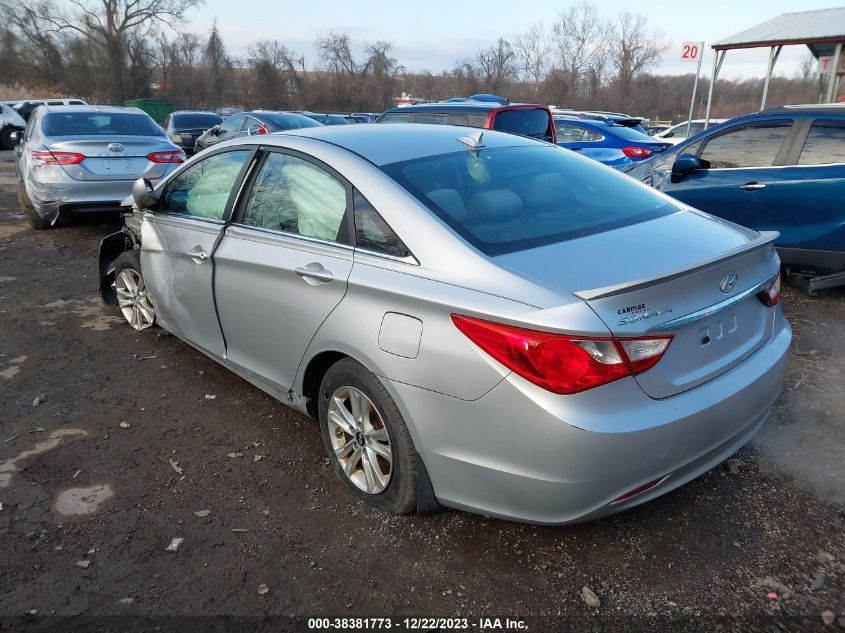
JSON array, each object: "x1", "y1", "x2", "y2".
[
  {"x1": 172, "y1": 113, "x2": 223, "y2": 129},
  {"x1": 381, "y1": 145, "x2": 677, "y2": 256},
  {"x1": 43, "y1": 112, "x2": 164, "y2": 137},
  {"x1": 261, "y1": 113, "x2": 323, "y2": 130}
]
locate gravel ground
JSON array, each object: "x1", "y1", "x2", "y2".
[{"x1": 0, "y1": 151, "x2": 843, "y2": 632}]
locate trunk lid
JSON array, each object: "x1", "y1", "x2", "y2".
[
  {"x1": 47, "y1": 136, "x2": 174, "y2": 181},
  {"x1": 494, "y1": 211, "x2": 780, "y2": 398}
]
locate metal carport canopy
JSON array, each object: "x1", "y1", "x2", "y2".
[{"x1": 704, "y1": 7, "x2": 845, "y2": 128}]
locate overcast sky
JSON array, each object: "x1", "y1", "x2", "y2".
[{"x1": 191, "y1": 0, "x2": 839, "y2": 79}]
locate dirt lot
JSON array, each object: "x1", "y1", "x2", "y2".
[{"x1": 0, "y1": 150, "x2": 843, "y2": 632}]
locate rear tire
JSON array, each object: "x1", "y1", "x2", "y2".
[
  {"x1": 17, "y1": 180, "x2": 47, "y2": 230},
  {"x1": 318, "y1": 358, "x2": 418, "y2": 514},
  {"x1": 113, "y1": 250, "x2": 156, "y2": 331}
]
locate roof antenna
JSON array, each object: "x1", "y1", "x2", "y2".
[{"x1": 458, "y1": 131, "x2": 485, "y2": 154}]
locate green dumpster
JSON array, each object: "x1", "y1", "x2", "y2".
[{"x1": 124, "y1": 99, "x2": 173, "y2": 124}]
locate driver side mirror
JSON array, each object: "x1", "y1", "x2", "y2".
[
  {"x1": 210, "y1": 126, "x2": 220, "y2": 136},
  {"x1": 9, "y1": 130, "x2": 22, "y2": 146},
  {"x1": 132, "y1": 178, "x2": 158, "y2": 209},
  {"x1": 672, "y1": 153, "x2": 704, "y2": 175}
]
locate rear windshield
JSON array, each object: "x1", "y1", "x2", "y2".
[
  {"x1": 261, "y1": 113, "x2": 322, "y2": 130},
  {"x1": 172, "y1": 113, "x2": 223, "y2": 129},
  {"x1": 492, "y1": 109, "x2": 553, "y2": 141},
  {"x1": 381, "y1": 145, "x2": 677, "y2": 256},
  {"x1": 42, "y1": 112, "x2": 164, "y2": 137}
]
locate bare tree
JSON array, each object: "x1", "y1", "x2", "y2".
[
  {"x1": 475, "y1": 37, "x2": 517, "y2": 94},
  {"x1": 248, "y1": 39, "x2": 304, "y2": 109},
  {"x1": 607, "y1": 12, "x2": 668, "y2": 99},
  {"x1": 3, "y1": 0, "x2": 201, "y2": 102},
  {"x1": 315, "y1": 32, "x2": 358, "y2": 76},
  {"x1": 204, "y1": 22, "x2": 232, "y2": 107},
  {"x1": 550, "y1": 2, "x2": 608, "y2": 103},
  {"x1": 513, "y1": 22, "x2": 550, "y2": 92}
]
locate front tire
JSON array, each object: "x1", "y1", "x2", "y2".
[
  {"x1": 318, "y1": 358, "x2": 418, "y2": 514},
  {"x1": 113, "y1": 250, "x2": 156, "y2": 331}
]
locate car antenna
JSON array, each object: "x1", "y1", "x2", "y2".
[{"x1": 457, "y1": 131, "x2": 485, "y2": 155}]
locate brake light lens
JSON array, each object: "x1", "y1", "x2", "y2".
[
  {"x1": 147, "y1": 150, "x2": 186, "y2": 164},
  {"x1": 30, "y1": 150, "x2": 85, "y2": 166},
  {"x1": 622, "y1": 146, "x2": 653, "y2": 158},
  {"x1": 451, "y1": 314, "x2": 672, "y2": 395},
  {"x1": 758, "y1": 271, "x2": 781, "y2": 307}
]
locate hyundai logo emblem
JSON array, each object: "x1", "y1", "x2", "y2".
[
  {"x1": 108, "y1": 143, "x2": 124, "y2": 153},
  {"x1": 719, "y1": 272, "x2": 738, "y2": 293}
]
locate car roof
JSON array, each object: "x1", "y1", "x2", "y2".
[
  {"x1": 383, "y1": 102, "x2": 547, "y2": 114},
  {"x1": 40, "y1": 105, "x2": 148, "y2": 115},
  {"x1": 274, "y1": 123, "x2": 542, "y2": 166},
  {"x1": 761, "y1": 103, "x2": 845, "y2": 114},
  {"x1": 171, "y1": 110, "x2": 220, "y2": 115}
]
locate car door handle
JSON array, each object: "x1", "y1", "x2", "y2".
[
  {"x1": 740, "y1": 182, "x2": 767, "y2": 191},
  {"x1": 295, "y1": 263, "x2": 333, "y2": 284},
  {"x1": 187, "y1": 246, "x2": 209, "y2": 262}
]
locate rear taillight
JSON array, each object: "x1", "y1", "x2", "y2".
[
  {"x1": 451, "y1": 314, "x2": 672, "y2": 395},
  {"x1": 622, "y1": 146, "x2": 653, "y2": 158},
  {"x1": 147, "y1": 150, "x2": 186, "y2": 164},
  {"x1": 30, "y1": 150, "x2": 85, "y2": 166},
  {"x1": 758, "y1": 271, "x2": 781, "y2": 307}
]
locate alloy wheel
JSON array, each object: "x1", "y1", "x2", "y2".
[
  {"x1": 115, "y1": 268, "x2": 155, "y2": 331},
  {"x1": 327, "y1": 386, "x2": 393, "y2": 494}
]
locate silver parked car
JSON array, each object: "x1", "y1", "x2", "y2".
[
  {"x1": 13, "y1": 105, "x2": 185, "y2": 228},
  {"x1": 99, "y1": 124, "x2": 791, "y2": 524}
]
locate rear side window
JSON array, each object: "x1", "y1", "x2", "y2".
[
  {"x1": 381, "y1": 145, "x2": 676, "y2": 256},
  {"x1": 492, "y1": 109, "x2": 552, "y2": 141},
  {"x1": 556, "y1": 123, "x2": 603, "y2": 142},
  {"x1": 414, "y1": 114, "x2": 450, "y2": 125},
  {"x1": 160, "y1": 150, "x2": 250, "y2": 220},
  {"x1": 379, "y1": 113, "x2": 414, "y2": 123},
  {"x1": 700, "y1": 121, "x2": 792, "y2": 169},
  {"x1": 798, "y1": 120, "x2": 845, "y2": 165},
  {"x1": 353, "y1": 190, "x2": 410, "y2": 257},
  {"x1": 42, "y1": 112, "x2": 164, "y2": 137}
]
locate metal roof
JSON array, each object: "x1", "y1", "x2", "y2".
[{"x1": 713, "y1": 7, "x2": 845, "y2": 56}]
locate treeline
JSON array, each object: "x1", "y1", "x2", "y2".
[{"x1": 0, "y1": 0, "x2": 819, "y2": 120}]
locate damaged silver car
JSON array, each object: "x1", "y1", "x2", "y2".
[{"x1": 13, "y1": 105, "x2": 184, "y2": 229}]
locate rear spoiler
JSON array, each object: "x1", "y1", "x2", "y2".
[{"x1": 573, "y1": 231, "x2": 779, "y2": 301}]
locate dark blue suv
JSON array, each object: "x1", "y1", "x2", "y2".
[{"x1": 626, "y1": 105, "x2": 845, "y2": 292}]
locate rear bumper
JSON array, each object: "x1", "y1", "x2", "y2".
[
  {"x1": 387, "y1": 311, "x2": 791, "y2": 525},
  {"x1": 24, "y1": 168, "x2": 174, "y2": 224}
]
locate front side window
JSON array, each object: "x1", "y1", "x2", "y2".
[
  {"x1": 699, "y1": 121, "x2": 792, "y2": 169},
  {"x1": 241, "y1": 152, "x2": 348, "y2": 242},
  {"x1": 798, "y1": 120, "x2": 845, "y2": 165},
  {"x1": 160, "y1": 150, "x2": 250, "y2": 220},
  {"x1": 353, "y1": 191, "x2": 410, "y2": 257},
  {"x1": 381, "y1": 145, "x2": 677, "y2": 256}
]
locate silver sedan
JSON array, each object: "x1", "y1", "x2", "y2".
[
  {"x1": 99, "y1": 124, "x2": 791, "y2": 524},
  {"x1": 14, "y1": 105, "x2": 184, "y2": 228}
]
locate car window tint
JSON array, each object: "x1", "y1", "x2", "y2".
[
  {"x1": 242, "y1": 152, "x2": 348, "y2": 242},
  {"x1": 415, "y1": 114, "x2": 450, "y2": 125},
  {"x1": 42, "y1": 112, "x2": 163, "y2": 137},
  {"x1": 382, "y1": 145, "x2": 677, "y2": 256},
  {"x1": 700, "y1": 122, "x2": 792, "y2": 169},
  {"x1": 450, "y1": 115, "x2": 469, "y2": 126},
  {"x1": 465, "y1": 114, "x2": 489, "y2": 128},
  {"x1": 798, "y1": 120, "x2": 845, "y2": 165},
  {"x1": 379, "y1": 113, "x2": 414, "y2": 123},
  {"x1": 219, "y1": 114, "x2": 246, "y2": 134},
  {"x1": 161, "y1": 150, "x2": 250, "y2": 220},
  {"x1": 492, "y1": 109, "x2": 552, "y2": 140},
  {"x1": 353, "y1": 190, "x2": 409, "y2": 257}
]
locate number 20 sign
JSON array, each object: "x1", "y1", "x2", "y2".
[{"x1": 681, "y1": 41, "x2": 704, "y2": 63}]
